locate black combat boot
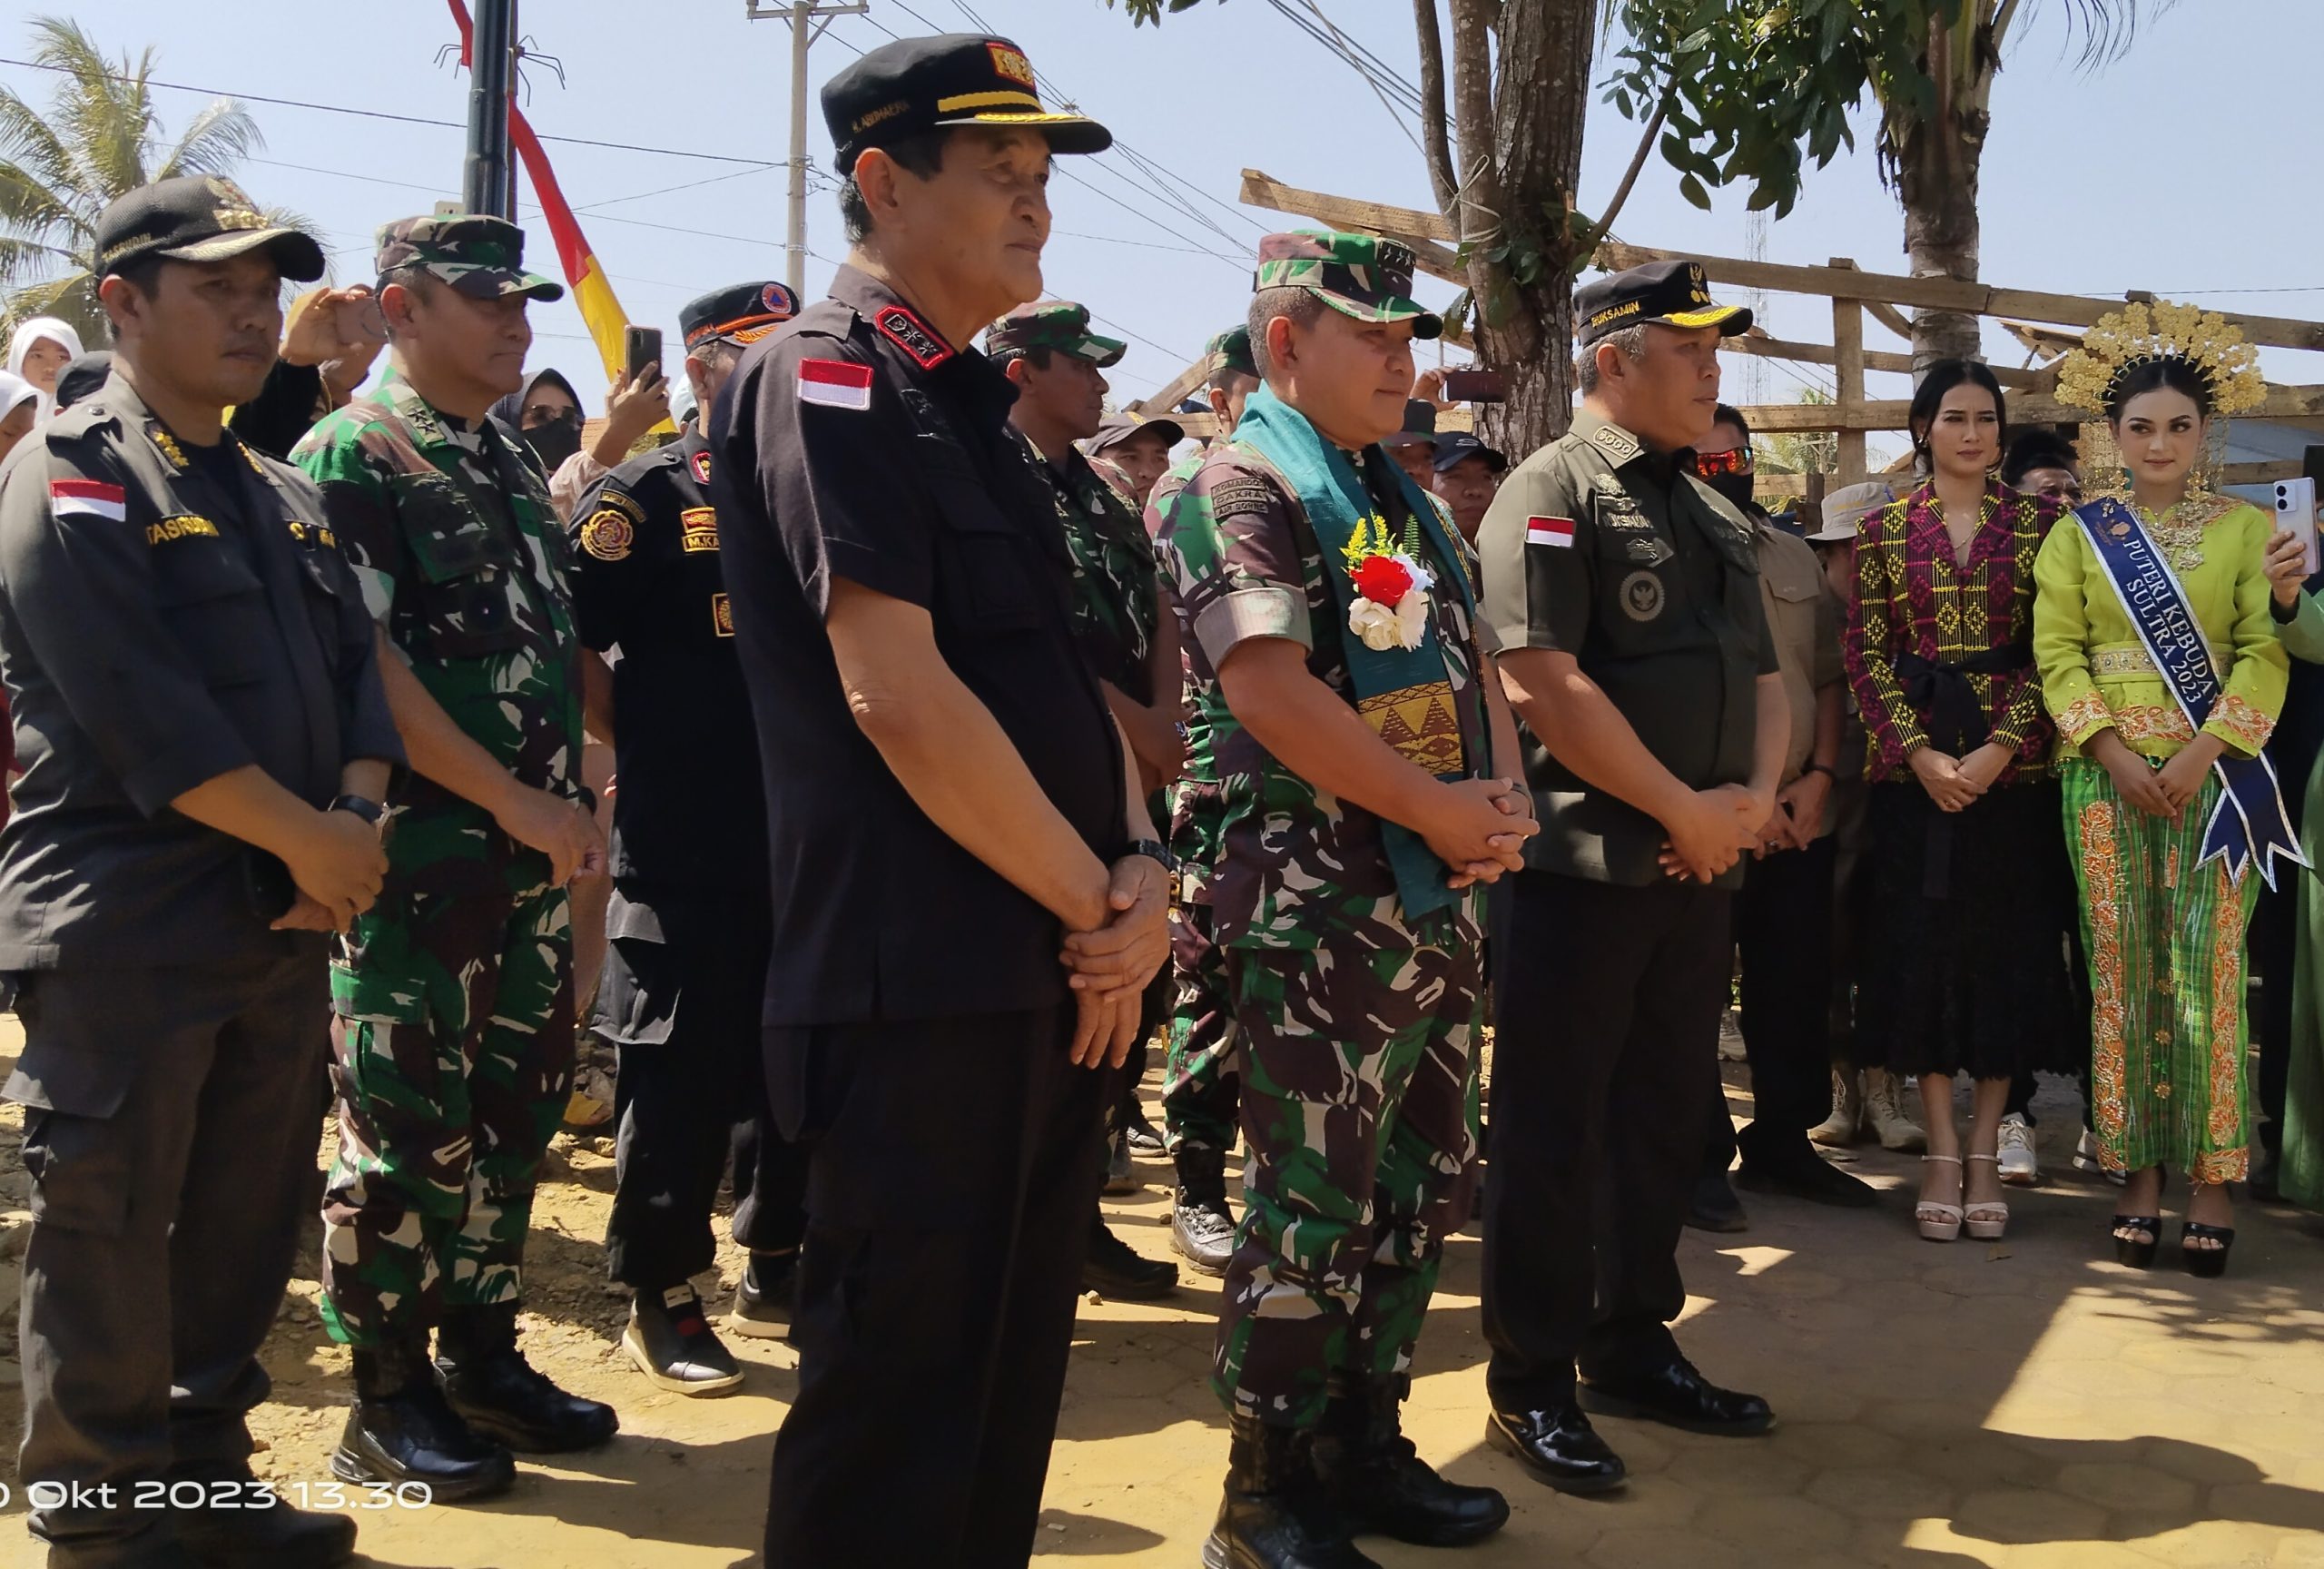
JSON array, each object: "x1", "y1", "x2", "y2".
[
  {"x1": 172, "y1": 1460, "x2": 358, "y2": 1567},
  {"x1": 332, "y1": 1333, "x2": 515, "y2": 1502},
  {"x1": 1315, "y1": 1372, "x2": 1509, "y2": 1546},
  {"x1": 1203, "y1": 1407, "x2": 1378, "y2": 1569},
  {"x1": 1171, "y1": 1146, "x2": 1236, "y2": 1277},
  {"x1": 436, "y1": 1302, "x2": 620, "y2": 1453}
]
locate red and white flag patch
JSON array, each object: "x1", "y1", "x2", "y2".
[
  {"x1": 51, "y1": 479, "x2": 126, "y2": 522},
  {"x1": 1526, "y1": 516, "x2": 1576, "y2": 548},
  {"x1": 797, "y1": 359, "x2": 872, "y2": 412}
]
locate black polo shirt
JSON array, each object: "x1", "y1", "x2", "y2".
[
  {"x1": 709, "y1": 266, "x2": 1124, "y2": 1025},
  {"x1": 569, "y1": 423, "x2": 765, "y2": 892}
]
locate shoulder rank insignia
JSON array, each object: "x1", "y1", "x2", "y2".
[
  {"x1": 581, "y1": 508, "x2": 635, "y2": 562},
  {"x1": 680, "y1": 507, "x2": 719, "y2": 553},
  {"x1": 872, "y1": 303, "x2": 951, "y2": 370},
  {"x1": 147, "y1": 424, "x2": 188, "y2": 471},
  {"x1": 691, "y1": 449, "x2": 713, "y2": 486}
]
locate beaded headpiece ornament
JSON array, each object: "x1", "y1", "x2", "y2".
[{"x1": 2055, "y1": 300, "x2": 2265, "y2": 419}]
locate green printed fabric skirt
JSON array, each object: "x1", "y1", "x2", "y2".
[{"x1": 2059, "y1": 755, "x2": 2255, "y2": 1184}]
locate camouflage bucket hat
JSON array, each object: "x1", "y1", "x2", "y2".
[
  {"x1": 375, "y1": 213, "x2": 565, "y2": 302},
  {"x1": 1254, "y1": 230, "x2": 1441, "y2": 340},
  {"x1": 1206, "y1": 325, "x2": 1256, "y2": 380},
  {"x1": 984, "y1": 300, "x2": 1125, "y2": 366}
]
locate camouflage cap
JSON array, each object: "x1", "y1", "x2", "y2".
[
  {"x1": 1253, "y1": 230, "x2": 1441, "y2": 340},
  {"x1": 1206, "y1": 325, "x2": 1256, "y2": 380},
  {"x1": 375, "y1": 213, "x2": 565, "y2": 302},
  {"x1": 983, "y1": 300, "x2": 1125, "y2": 366}
]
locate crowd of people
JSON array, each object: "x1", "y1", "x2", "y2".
[{"x1": 1, "y1": 25, "x2": 2321, "y2": 1569}]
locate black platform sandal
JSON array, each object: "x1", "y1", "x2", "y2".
[
  {"x1": 2112, "y1": 1215, "x2": 2160, "y2": 1269},
  {"x1": 2180, "y1": 1222, "x2": 2234, "y2": 1278}
]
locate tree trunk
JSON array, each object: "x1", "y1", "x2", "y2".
[
  {"x1": 1448, "y1": 0, "x2": 1597, "y2": 459},
  {"x1": 1893, "y1": 23, "x2": 1994, "y2": 374}
]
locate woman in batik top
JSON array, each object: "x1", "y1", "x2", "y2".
[
  {"x1": 1847, "y1": 360, "x2": 2075, "y2": 1248},
  {"x1": 2034, "y1": 345, "x2": 2287, "y2": 1278}
]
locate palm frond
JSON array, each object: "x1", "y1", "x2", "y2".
[
  {"x1": 0, "y1": 87, "x2": 77, "y2": 197},
  {"x1": 0, "y1": 161, "x2": 85, "y2": 252},
  {"x1": 3, "y1": 268, "x2": 100, "y2": 342},
  {"x1": 153, "y1": 98, "x2": 264, "y2": 182},
  {"x1": 31, "y1": 16, "x2": 158, "y2": 201},
  {"x1": 2006, "y1": 0, "x2": 2176, "y2": 70}
]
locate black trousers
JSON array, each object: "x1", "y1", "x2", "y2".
[
  {"x1": 2250, "y1": 867, "x2": 2297, "y2": 1156},
  {"x1": 762, "y1": 1007, "x2": 1108, "y2": 1568},
  {"x1": 9, "y1": 956, "x2": 328, "y2": 1557},
  {"x1": 598, "y1": 884, "x2": 805, "y2": 1289},
  {"x1": 1484, "y1": 872, "x2": 1732, "y2": 1406},
  {"x1": 1707, "y1": 837, "x2": 1836, "y2": 1173}
]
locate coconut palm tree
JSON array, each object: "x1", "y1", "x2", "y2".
[{"x1": 0, "y1": 15, "x2": 283, "y2": 341}]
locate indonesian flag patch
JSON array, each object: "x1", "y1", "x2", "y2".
[
  {"x1": 51, "y1": 478, "x2": 127, "y2": 522},
  {"x1": 797, "y1": 358, "x2": 872, "y2": 412},
  {"x1": 1526, "y1": 516, "x2": 1576, "y2": 548}
]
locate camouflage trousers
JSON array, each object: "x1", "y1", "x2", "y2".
[
  {"x1": 1163, "y1": 897, "x2": 1241, "y2": 1155},
  {"x1": 1211, "y1": 905, "x2": 1485, "y2": 1428},
  {"x1": 320, "y1": 857, "x2": 575, "y2": 1348}
]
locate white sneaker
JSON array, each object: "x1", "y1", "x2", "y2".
[
  {"x1": 1718, "y1": 1011, "x2": 1747, "y2": 1062},
  {"x1": 2074, "y1": 1128, "x2": 2125, "y2": 1186},
  {"x1": 1996, "y1": 1113, "x2": 2038, "y2": 1186}
]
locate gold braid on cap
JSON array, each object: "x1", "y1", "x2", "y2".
[{"x1": 2056, "y1": 300, "x2": 2265, "y2": 419}]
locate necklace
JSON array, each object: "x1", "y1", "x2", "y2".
[{"x1": 2139, "y1": 495, "x2": 2221, "y2": 574}]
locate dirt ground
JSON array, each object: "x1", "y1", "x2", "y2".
[{"x1": 3, "y1": 1016, "x2": 2324, "y2": 1568}]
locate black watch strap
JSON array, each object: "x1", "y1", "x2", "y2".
[
  {"x1": 1122, "y1": 837, "x2": 1177, "y2": 873},
  {"x1": 1800, "y1": 763, "x2": 1836, "y2": 780},
  {"x1": 329, "y1": 794, "x2": 385, "y2": 826}
]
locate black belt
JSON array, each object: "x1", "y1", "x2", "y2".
[{"x1": 1894, "y1": 642, "x2": 2032, "y2": 900}]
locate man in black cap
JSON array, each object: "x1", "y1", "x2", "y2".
[
  {"x1": 708, "y1": 33, "x2": 1168, "y2": 1565},
  {"x1": 988, "y1": 298, "x2": 1184, "y2": 1301},
  {"x1": 1474, "y1": 257, "x2": 1788, "y2": 1494},
  {"x1": 569, "y1": 281, "x2": 812, "y2": 1395},
  {"x1": 1382, "y1": 397, "x2": 1438, "y2": 492},
  {"x1": 1431, "y1": 429, "x2": 1506, "y2": 543},
  {"x1": 1087, "y1": 414, "x2": 1184, "y2": 512},
  {"x1": 0, "y1": 175, "x2": 397, "y2": 1569}
]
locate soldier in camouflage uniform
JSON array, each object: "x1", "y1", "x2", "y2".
[
  {"x1": 989, "y1": 298, "x2": 1184, "y2": 1301},
  {"x1": 293, "y1": 214, "x2": 619, "y2": 1502},
  {"x1": 1157, "y1": 234, "x2": 1534, "y2": 1568},
  {"x1": 1154, "y1": 324, "x2": 1258, "y2": 1276}
]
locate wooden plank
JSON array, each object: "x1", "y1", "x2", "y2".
[
  {"x1": 1128, "y1": 351, "x2": 1213, "y2": 419},
  {"x1": 1724, "y1": 333, "x2": 2046, "y2": 389},
  {"x1": 1866, "y1": 300, "x2": 1917, "y2": 343},
  {"x1": 1240, "y1": 169, "x2": 1456, "y2": 243},
  {"x1": 1831, "y1": 260, "x2": 1868, "y2": 487},
  {"x1": 1739, "y1": 383, "x2": 2324, "y2": 433}
]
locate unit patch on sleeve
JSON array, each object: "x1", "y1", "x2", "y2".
[
  {"x1": 581, "y1": 508, "x2": 635, "y2": 562},
  {"x1": 679, "y1": 507, "x2": 720, "y2": 553}
]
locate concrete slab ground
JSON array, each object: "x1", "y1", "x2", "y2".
[{"x1": 2, "y1": 1041, "x2": 2320, "y2": 1567}]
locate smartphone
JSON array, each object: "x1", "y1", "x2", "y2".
[
  {"x1": 624, "y1": 325, "x2": 662, "y2": 384},
  {"x1": 2278, "y1": 476, "x2": 2319, "y2": 577},
  {"x1": 1442, "y1": 368, "x2": 1506, "y2": 403}
]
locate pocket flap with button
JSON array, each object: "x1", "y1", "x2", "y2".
[
  {"x1": 154, "y1": 544, "x2": 271, "y2": 687},
  {"x1": 393, "y1": 471, "x2": 508, "y2": 583},
  {"x1": 926, "y1": 456, "x2": 1046, "y2": 631}
]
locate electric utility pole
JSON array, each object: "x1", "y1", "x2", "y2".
[
  {"x1": 463, "y1": 0, "x2": 519, "y2": 216},
  {"x1": 746, "y1": 1, "x2": 868, "y2": 294}
]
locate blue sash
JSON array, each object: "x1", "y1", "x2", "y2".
[{"x1": 2074, "y1": 496, "x2": 2306, "y2": 889}]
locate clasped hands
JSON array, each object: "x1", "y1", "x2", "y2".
[{"x1": 1059, "y1": 854, "x2": 1174, "y2": 1070}]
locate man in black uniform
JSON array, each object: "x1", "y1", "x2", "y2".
[
  {"x1": 1474, "y1": 261, "x2": 1787, "y2": 1495},
  {"x1": 0, "y1": 177, "x2": 401, "y2": 1569},
  {"x1": 570, "y1": 280, "x2": 812, "y2": 1395},
  {"x1": 709, "y1": 34, "x2": 1170, "y2": 1567}
]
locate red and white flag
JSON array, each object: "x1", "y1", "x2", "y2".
[
  {"x1": 50, "y1": 479, "x2": 126, "y2": 522},
  {"x1": 1526, "y1": 516, "x2": 1575, "y2": 548},
  {"x1": 797, "y1": 359, "x2": 873, "y2": 412}
]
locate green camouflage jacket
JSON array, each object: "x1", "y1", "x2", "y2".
[{"x1": 1021, "y1": 431, "x2": 1159, "y2": 704}]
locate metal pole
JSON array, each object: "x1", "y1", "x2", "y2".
[
  {"x1": 463, "y1": 0, "x2": 517, "y2": 216},
  {"x1": 787, "y1": 0, "x2": 811, "y2": 294}
]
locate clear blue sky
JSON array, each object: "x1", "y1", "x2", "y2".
[{"x1": 11, "y1": 0, "x2": 2319, "y2": 418}]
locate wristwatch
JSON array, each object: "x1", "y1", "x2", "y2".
[
  {"x1": 1800, "y1": 763, "x2": 1837, "y2": 781},
  {"x1": 329, "y1": 794, "x2": 386, "y2": 828},
  {"x1": 1120, "y1": 838, "x2": 1178, "y2": 873}
]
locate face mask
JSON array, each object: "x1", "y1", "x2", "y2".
[
  {"x1": 1703, "y1": 469, "x2": 1757, "y2": 512},
  {"x1": 524, "y1": 413, "x2": 583, "y2": 472}
]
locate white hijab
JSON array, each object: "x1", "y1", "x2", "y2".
[{"x1": 7, "y1": 317, "x2": 85, "y2": 420}]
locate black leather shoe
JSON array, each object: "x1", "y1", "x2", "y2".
[
  {"x1": 1315, "y1": 1374, "x2": 1507, "y2": 1545},
  {"x1": 172, "y1": 1463, "x2": 357, "y2": 1567},
  {"x1": 1172, "y1": 1147, "x2": 1236, "y2": 1277},
  {"x1": 47, "y1": 1534, "x2": 204, "y2": 1568},
  {"x1": 332, "y1": 1337, "x2": 515, "y2": 1502},
  {"x1": 726, "y1": 1250, "x2": 795, "y2": 1341},
  {"x1": 1203, "y1": 1408, "x2": 1378, "y2": 1569},
  {"x1": 1482, "y1": 1402, "x2": 1627, "y2": 1495},
  {"x1": 437, "y1": 1303, "x2": 620, "y2": 1454},
  {"x1": 1685, "y1": 1170, "x2": 1749, "y2": 1233},
  {"x1": 1579, "y1": 1358, "x2": 1774, "y2": 1436},
  {"x1": 1085, "y1": 1219, "x2": 1177, "y2": 1299},
  {"x1": 1737, "y1": 1146, "x2": 1879, "y2": 1208},
  {"x1": 623, "y1": 1287, "x2": 743, "y2": 1396},
  {"x1": 2249, "y1": 1144, "x2": 2282, "y2": 1202}
]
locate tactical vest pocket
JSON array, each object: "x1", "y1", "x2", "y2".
[{"x1": 153, "y1": 546, "x2": 271, "y2": 688}]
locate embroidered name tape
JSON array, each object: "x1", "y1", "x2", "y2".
[
  {"x1": 1526, "y1": 516, "x2": 1575, "y2": 548},
  {"x1": 798, "y1": 359, "x2": 873, "y2": 412},
  {"x1": 51, "y1": 479, "x2": 126, "y2": 522}
]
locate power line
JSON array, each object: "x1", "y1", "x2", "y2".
[{"x1": 0, "y1": 54, "x2": 781, "y2": 169}]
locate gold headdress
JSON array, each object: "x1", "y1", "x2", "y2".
[{"x1": 2055, "y1": 300, "x2": 2265, "y2": 419}]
